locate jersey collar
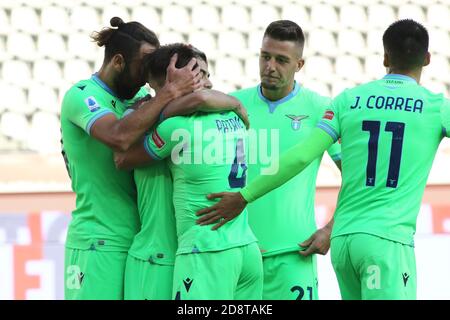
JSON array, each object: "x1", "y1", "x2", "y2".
[
  {"x1": 257, "y1": 81, "x2": 300, "y2": 113},
  {"x1": 382, "y1": 74, "x2": 418, "y2": 84},
  {"x1": 91, "y1": 73, "x2": 120, "y2": 99}
]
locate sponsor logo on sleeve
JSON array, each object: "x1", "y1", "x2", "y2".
[
  {"x1": 152, "y1": 130, "x2": 165, "y2": 148},
  {"x1": 323, "y1": 110, "x2": 334, "y2": 120},
  {"x1": 84, "y1": 96, "x2": 100, "y2": 112}
]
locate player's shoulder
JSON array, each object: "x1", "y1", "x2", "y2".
[
  {"x1": 62, "y1": 78, "x2": 100, "y2": 103},
  {"x1": 418, "y1": 85, "x2": 446, "y2": 104},
  {"x1": 297, "y1": 85, "x2": 331, "y2": 102}
]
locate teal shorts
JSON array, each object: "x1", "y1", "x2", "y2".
[
  {"x1": 65, "y1": 247, "x2": 127, "y2": 300},
  {"x1": 331, "y1": 233, "x2": 416, "y2": 300},
  {"x1": 172, "y1": 242, "x2": 263, "y2": 300},
  {"x1": 124, "y1": 255, "x2": 174, "y2": 300},
  {"x1": 262, "y1": 251, "x2": 318, "y2": 300}
]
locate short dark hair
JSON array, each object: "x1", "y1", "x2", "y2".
[
  {"x1": 383, "y1": 19, "x2": 429, "y2": 71},
  {"x1": 91, "y1": 16, "x2": 160, "y2": 64},
  {"x1": 144, "y1": 43, "x2": 207, "y2": 80},
  {"x1": 263, "y1": 20, "x2": 305, "y2": 48}
]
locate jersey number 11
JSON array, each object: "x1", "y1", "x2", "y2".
[{"x1": 362, "y1": 120, "x2": 405, "y2": 188}]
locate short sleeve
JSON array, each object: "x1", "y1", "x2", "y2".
[
  {"x1": 316, "y1": 92, "x2": 345, "y2": 142},
  {"x1": 441, "y1": 98, "x2": 450, "y2": 138},
  {"x1": 144, "y1": 117, "x2": 185, "y2": 160},
  {"x1": 62, "y1": 88, "x2": 114, "y2": 135}
]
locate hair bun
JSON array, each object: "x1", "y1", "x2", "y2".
[{"x1": 110, "y1": 17, "x2": 124, "y2": 28}]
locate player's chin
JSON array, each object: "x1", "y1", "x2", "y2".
[{"x1": 260, "y1": 81, "x2": 280, "y2": 91}]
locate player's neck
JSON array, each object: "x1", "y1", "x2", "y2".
[
  {"x1": 387, "y1": 68, "x2": 422, "y2": 84},
  {"x1": 261, "y1": 82, "x2": 295, "y2": 102},
  {"x1": 96, "y1": 66, "x2": 120, "y2": 95}
]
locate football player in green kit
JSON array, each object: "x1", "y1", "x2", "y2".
[
  {"x1": 115, "y1": 44, "x2": 262, "y2": 300},
  {"x1": 61, "y1": 16, "x2": 207, "y2": 300},
  {"x1": 197, "y1": 20, "x2": 341, "y2": 300},
  {"x1": 117, "y1": 48, "x2": 249, "y2": 299},
  {"x1": 197, "y1": 19, "x2": 450, "y2": 300}
]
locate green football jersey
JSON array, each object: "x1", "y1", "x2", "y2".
[
  {"x1": 318, "y1": 74, "x2": 450, "y2": 246},
  {"x1": 129, "y1": 160, "x2": 177, "y2": 265},
  {"x1": 61, "y1": 74, "x2": 148, "y2": 251},
  {"x1": 230, "y1": 83, "x2": 341, "y2": 256},
  {"x1": 145, "y1": 111, "x2": 257, "y2": 255}
]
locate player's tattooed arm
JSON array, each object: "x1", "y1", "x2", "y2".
[
  {"x1": 162, "y1": 90, "x2": 250, "y2": 129},
  {"x1": 114, "y1": 138, "x2": 154, "y2": 170},
  {"x1": 90, "y1": 55, "x2": 202, "y2": 152}
]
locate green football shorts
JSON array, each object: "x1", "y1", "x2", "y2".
[
  {"x1": 331, "y1": 233, "x2": 416, "y2": 300},
  {"x1": 172, "y1": 242, "x2": 263, "y2": 300},
  {"x1": 64, "y1": 247, "x2": 127, "y2": 300},
  {"x1": 262, "y1": 251, "x2": 318, "y2": 300},
  {"x1": 124, "y1": 255, "x2": 174, "y2": 300}
]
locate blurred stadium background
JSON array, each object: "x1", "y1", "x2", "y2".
[{"x1": 0, "y1": 0, "x2": 450, "y2": 299}]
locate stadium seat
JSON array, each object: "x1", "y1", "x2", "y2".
[
  {"x1": 0, "y1": 8, "x2": 10, "y2": 35},
  {"x1": 247, "y1": 31, "x2": 263, "y2": 55},
  {"x1": 423, "y1": 55, "x2": 450, "y2": 82},
  {"x1": 10, "y1": 6, "x2": 40, "y2": 34},
  {"x1": 41, "y1": 6, "x2": 70, "y2": 34},
  {"x1": 364, "y1": 54, "x2": 384, "y2": 80},
  {"x1": 1, "y1": 60, "x2": 32, "y2": 87},
  {"x1": 366, "y1": 29, "x2": 384, "y2": 54},
  {"x1": 280, "y1": 4, "x2": 310, "y2": 27},
  {"x1": 6, "y1": 32, "x2": 36, "y2": 61},
  {"x1": 161, "y1": 6, "x2": 190, "y2": 32},
  {"x1": 0, "y1": 84, "x2": 28, "y2": 114},
  {"x1": 217, "y1": 31, "x2": 247, "y2": 58},
  {"x1": 301, "y1": 80, "x2": 331, "y2": 98},
  {"x1": 249, "y1": 5, "x2": 280, "y2": 30},
  {"x1": 70, "y1": 6, "x2": 101, "y2": 32},
  {"x1": 33, "y1": 59, "x2": 63, "y2": 88},
  {"x1": 222, "y1": 4, "x2": 250, "y2": 31},
  {"x1": 427, "y1": 4, "x2": 450, "y2": 30},
  {"x1": 331, "y1": 80, "x2": 355, "y2": 97},
  {"x1": 337, "y1": 29, "x2": 366, "y2": 57},
  {"x1": 157, "y1": 31, "x2": 186, "y2": 44},
  {"x1": 28, "y1": 112, "x2": 61, "y2": 153},
  {"x1": 398, "y1": 4, "x2": 426, "y2": 23},
  {"x1": 310, "y1": 3, "x2": 338, "y2": 30},
  {"x1": 214, "y1": 57, "x2": 244, "y2": 84},
  {"x1": 27, "y1": 84, "x2": 59, "y2": 114},
  {"x1": 37, "y1": 33, "x2": 67, "y2": 61},
  {"x1": 307, "y1": 29, "x2": 337, "y2": 56},
  {"x1": 339, "y1": 4, "x2": 367, "y2": 31},
  {"x1": 188, "y1": 31, "x2": 217, "y2": 57},
  {"x1": 67, "y1": 33, "x2": 99, "y2": 62},
  {"x1": 0, "y1": 112, "x2": 30, "y2": 142},
  {"x1": 0, "y1": 36, "x2": 7, "y2": 60},
  {"x1": 63, "y1": 59, "x2": 93, "y2": 85},
  {"x1": 243, "y1": 55, "x2": 260, "y2": 83},
  {"x1": 101, "y1": 6, "x2": 130, "y2": 27},
  {"x1": 429, "y1": 29, "x2": 450, "y2": 55},
  {"x1": 130, "y1": 6, "x2": 160, "y2": 31},
  {"x1": 191, "y1": 5, "x2": 220, "y2": 32},
  {"x1": 335, "y1": 55, "x2": 364, "y2": 83},
  {"x1": 367, "y1": 4, "x2": 396, "y2": 29},
  {"x1": 303, "y1": 56, "x2": 334, "y2": 80}
]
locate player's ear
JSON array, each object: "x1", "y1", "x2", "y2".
[
  {"x1": 111, "y1": 53, "x2": 126, "y2": 72},
  {"x1": 383, "y1": 53, "x2": 389, "y2": 68},
  {"x1": 296, "y1": 58, "x2": 305, "y2": 72},
  {"x1": 423, "y1": 52, "x2": 431, "y2": 67}
]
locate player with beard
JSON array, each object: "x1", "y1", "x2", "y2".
[{"x1": 60, "y1": 17, "x2": 202, "y2": 299}]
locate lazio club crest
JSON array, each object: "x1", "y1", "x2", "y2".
[{"x1": 285, "y1": 114, "x2": 309, "y2": 131}]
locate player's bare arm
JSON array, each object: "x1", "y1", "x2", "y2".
[
  {"x1": 90, "y1": 55, "x2": 202, "y2": 152},
  {"x1": 162, "y1": 90, "x2": 250, "y2": 129}
]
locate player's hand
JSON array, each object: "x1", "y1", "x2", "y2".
[
  {"x1": 166, "y1": 53, "x2": 203, "y2": 97},
  {"x1": 235, "y1": 103, "x2": 250, "y2": 130},
  {"x1": 298, "y1": 226, "x2": 332, "y2": 256},
  {"x1": 195, "y1": 192, "x2": 248, "y2": 230}
]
